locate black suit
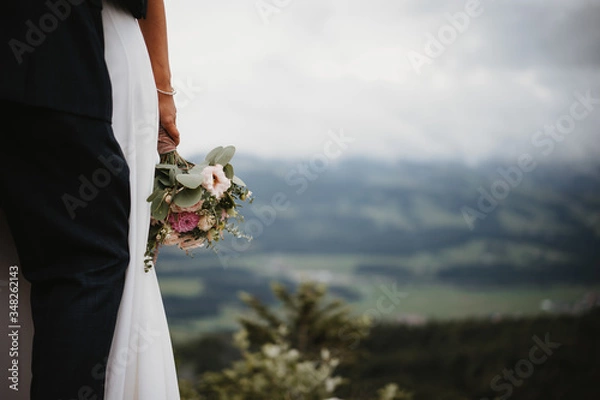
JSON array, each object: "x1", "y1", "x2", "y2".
[
  {"x1": 1, "y1": 1, "x2": 146, "y2": 398},
  {"x1": 1, "y1": 0, "x2": 147, "y2": 120}
]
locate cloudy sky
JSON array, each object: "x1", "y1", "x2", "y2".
[{"x1": 164, "y1": 0, "x2": 600, "y2": 164}]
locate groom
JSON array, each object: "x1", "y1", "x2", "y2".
[{"x1": 1, "y1": 0, "x2": 147, "y2": 398}]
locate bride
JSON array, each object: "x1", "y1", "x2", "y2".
[
  {"x1": 102, "y1": 0, "x2": 181, "y2": 398},
  {"x1": 0, "y1": 0, "x2": 181, "y2": 398}
]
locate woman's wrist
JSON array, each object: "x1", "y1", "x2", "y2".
[
  {"x1": 157, "y1": 87, "x2": 177, "y2": 96},
  {"x1": 155, "y1": 77, "x2": 175, "y2": 95},
  {"x1": 153, "y1": 69, "x2": 173, "y2": 90}
]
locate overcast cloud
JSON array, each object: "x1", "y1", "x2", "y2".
[{"x1": 165, "y1": 0, "x2": 600, "y2": 164}]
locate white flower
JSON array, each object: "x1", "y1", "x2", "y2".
[{"x1": 201, "y1": 164, "x2": 231, "y2": 199}]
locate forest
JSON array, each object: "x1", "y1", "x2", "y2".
[{"x1": 172, "y1": 282, "x2": 600, "y2": 400}]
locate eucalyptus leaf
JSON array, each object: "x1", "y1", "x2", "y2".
[
  {"x1": 223, "y1": 163, "x2": 234, "y2": 179},
  {"x1": 176, "y1": 173, "x2": 204, "y2": 189},
  {"x1": 154, "y1": 176, "x2": 167, "y2": 190},
  {"x1": 155, "y1": 168, "x2": 170, "y2": 177},
  {"x1": 232, "y1": 175, "x2": 247, "y2": 187},
  {"x1": 155, "y1": 168, "x2": 170, "y2": 181},
  {"x1": 205, "y1": 146, "x2": 224, "y2": 165},
  {"x1": 168, "y1": 168, "x2": 177, "y2": 186},
  {"x1": 173, "y1": 187, "x2": 204, "y2": 208},
  {"x1": 156, "y1": 164, "x2": 177, "y2": 172},
  {"x1": 189, "y1": 161, "x2": 209, "y2": 176},
  {"x1": 151, "y1": 195, "x2": 169, "y2": 220},
  {"x1": 214, "y1": 145, "x2": 236, "y2": 166},
  {"x1": 147, "y1": 188, "x2": 165, "y2": 203},
  {"x1": 157, "y1": 174, "x2": 173, "y2": 187}
]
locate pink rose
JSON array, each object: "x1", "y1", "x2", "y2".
[
  {"x1": 168, "y1": 212, "x2": 201, "y2": 233},
  {"x1": 201, "y1": 164, "x2": 231, "y2": 199}
]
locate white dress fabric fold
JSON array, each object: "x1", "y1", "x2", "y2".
[{"x1": 102, "y1": 2, "x2": 180, "y2": 399}]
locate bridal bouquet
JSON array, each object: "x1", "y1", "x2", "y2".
[{"x1": 144, "y1": 127, "x2": 253, "y2": 271}]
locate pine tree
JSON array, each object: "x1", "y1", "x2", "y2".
[
  {"x1": 183, "y1": 281, "x2": 412, "y2": 400},
  {"x1": 237, "y1": 281, "x2": 371, "y2": 365}
]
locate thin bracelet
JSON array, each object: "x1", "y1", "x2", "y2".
[{"x1": 157, "y1": 87, "x2": 177, "y2": 96}]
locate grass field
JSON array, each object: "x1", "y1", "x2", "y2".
[
  {"x1": 166, "y1": 282, "x2": 599, "y2": 343},
  {"x1": 164, "y1": 241, "x2": 574, "y2": 275},
  {"x1": 159, "y1": 278, "x2": 205, "y2": 297}
]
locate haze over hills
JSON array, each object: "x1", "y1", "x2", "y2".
[
  {"x1": 202, "y1": 155, "x2": 600, "y2": 270},
  {"x1": 155, "y1": 156, "x2": 600, "y2": 334}
]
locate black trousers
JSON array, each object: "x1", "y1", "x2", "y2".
[{"x1": 0, "y1": 101, "x2": 131, "y2": 399}]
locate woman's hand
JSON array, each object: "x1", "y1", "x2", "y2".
[
  {"x1": 158, "y1": 92, "x2": 180, "y2": 145},
  {"x1": 138, "y1": 0, "x2": 180, "y2": 146}
]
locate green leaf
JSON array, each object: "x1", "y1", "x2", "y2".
[
  {"x1": 168, "y1": 168, "x2": 177, "y2": 186},
  {"x1": 155, "y1": 168, "x2": 169, "y2": 177},
  {"x1": 151, "y1": 195, "x2": 169, "y2": 220},
  {"x1": 146, "y1": 188, "x2": 165, "y2": 203},
  {"x1": 157, "y1": 173, "x2": 173, "y2": 186},
  {"x1": 189, "y1": 161, "x2": 209, "y2": 175},
  {"x1": 156, "y1": 163, "x2": 177, "y2": 172},
  {"x1": 153, "y1": 176, "x2": 168, "y2": 190},
  {"x1": 220, "y1": 192, "x2": 234, "y2": 209},
  {"x1": 205, "y1": 146, "x2": 224, "y2": 165},
  {"x1": 176, "y1": 173, "x2": 204, "y2": 189},
  {"x1": 223, "y1": 163, "x2": 234, "y2": 179},
  {"x1": 214, "y1": 145, "x2": 236, "y2": 166},
  {"x1": 232, "y1": 175, "x2": 247, "y2": 187},
  {"x1": 173, "y1": 187, "x2": 204, "y2": 208}
]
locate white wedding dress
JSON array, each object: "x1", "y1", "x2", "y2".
[{"x1": 102, "y1": 2, "x2": 180, "y2": 399}]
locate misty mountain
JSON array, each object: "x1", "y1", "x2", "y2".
[
  {"x1": 208, "y1": 156, "x2": 600, "y2": 275},
  {"x1": 156, "y1": 157, "x2": 600, "y2": 323}
]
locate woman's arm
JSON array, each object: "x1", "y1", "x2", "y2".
[{"x1": 138, "y1": 0, "x2": 180, "y2": 145}]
